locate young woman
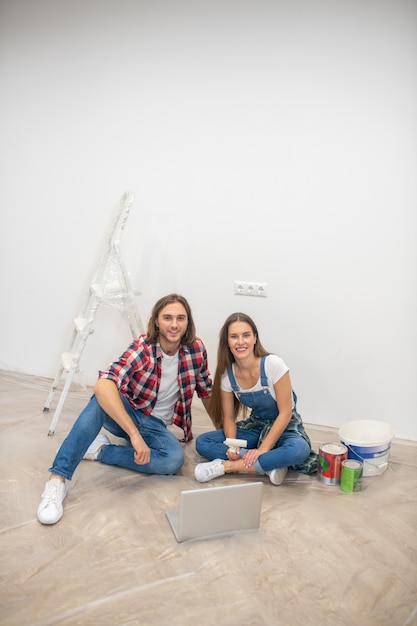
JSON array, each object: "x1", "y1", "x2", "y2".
[{"x1": 195, "y1": 312, "x2": 316, "y2": 485}]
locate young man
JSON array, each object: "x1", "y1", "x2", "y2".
[{"x1": 37, "y1": 293, "x2": 212, "y2": 525}]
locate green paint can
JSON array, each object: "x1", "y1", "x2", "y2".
[{"x1": 340, "y1": 459, "x2": 363, "y2": 492}]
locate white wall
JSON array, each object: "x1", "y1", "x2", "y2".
[{"x1": 1, "y1": 0, "x2": 416, "y2": 440}]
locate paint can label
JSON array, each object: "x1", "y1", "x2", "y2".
[
  {"x1": 318, "y1": 443, "x2": 348, "y2": 485},
  {"x1": 340, "y1": 459, "x2": 363, "y2": 492}
]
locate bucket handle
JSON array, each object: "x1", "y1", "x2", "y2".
[{"x1": 344, "y1": 443, "x2": 389, "y2": 469}]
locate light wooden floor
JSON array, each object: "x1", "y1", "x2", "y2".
[{"x1": 1, "y1": 370, "x2": 416, "y2": 626}]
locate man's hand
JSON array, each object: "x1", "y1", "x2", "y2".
[{"x1": 130, "y1": 431, "x2": 151, "y2": 465}]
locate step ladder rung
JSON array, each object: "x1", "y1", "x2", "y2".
[
  {"x1": 73, "y1": 317, "x2": 94, "y2": 333},
  {"x1": 90, "y1": 281, "x2": 126, "y2": 296},
  {"x1": 61, "y1": 352, "x2": 80, "y2": 372}
]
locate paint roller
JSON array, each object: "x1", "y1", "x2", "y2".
[{"x1": 223, "y1": 437, "x2": 248, "y2": 454}]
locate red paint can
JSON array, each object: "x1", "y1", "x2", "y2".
[{"x1": 318, "y1": 443, "x2": 348, "y2": 485}]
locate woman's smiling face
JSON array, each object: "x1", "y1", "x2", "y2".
[{"x1": 227, "y1": 321, "x2": 257, "y2": 360}]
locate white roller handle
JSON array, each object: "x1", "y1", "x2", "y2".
[{"x1": 224, "y1": 437, "x2": 248, "y2": 453}]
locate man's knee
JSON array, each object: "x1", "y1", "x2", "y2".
[{"x1": 164, "y1": 447, "x2": 184, "y2": 475}]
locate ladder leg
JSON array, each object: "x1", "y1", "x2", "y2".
[
  {"x1": 120, "y1": 293, "x2": 143, "y2": 338},
  {"x1": 43, "y1": 285, "x2": 95, "y2": 414},
  {"x1": 42, "y1": 322, "x2": 80, "y2": 412},
  {"x1": 48, "y1": 367, "x2": 77, "y2": 437},
  {"x1": 47, "y1": 299, "x2": 99, "y2": 435},
  {"x1": 47, "y1": 366, "x2": 78, "y2": 436},
  {"x1": 43, "y1": 363, "x2": 65, "y2": 412}
]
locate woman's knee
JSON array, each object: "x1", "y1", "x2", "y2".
[
  {"x1": 291, "y1": 438, "x2": 311, "y2": 464},
  {"x1": 195, "y1": 433, "x2": 206, "y2": 455},
  {"x1": 195, "y1": 431, "x2": 218, "y2": 455}
]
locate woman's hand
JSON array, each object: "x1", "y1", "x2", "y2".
[
  {"x1": 226, "y1": 447, "x2": 241, "y2": 461},
  {"x1": 242, "y1": 448, "x2": 262, "y2": 468}
]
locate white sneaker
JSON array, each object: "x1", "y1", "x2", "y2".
[
  {"x1": 37, "y1": 478, "x2": 67, "y2": 525},
  {"x1": 83, "y1": 434, "x2": 111, "y2": 461},
  {"x1": 195, "y1": 459, "x2": 225, "y2": 483},
  {"x1": 268, "y1": 467, "x2": 288, "y2": 485}
]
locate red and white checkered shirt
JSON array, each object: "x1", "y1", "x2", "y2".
[{"x1": 98, "y1": 335, "x2": 212, "y2": 442}]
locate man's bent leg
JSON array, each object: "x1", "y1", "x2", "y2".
[
  {"x1": 100, "y1": 411, "x2": 184, "y2": 475},
  {"x1": 49, "y1": 396, "x2": 109, "y2": 480}
]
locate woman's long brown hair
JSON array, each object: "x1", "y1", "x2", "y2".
[{"x1": 208, "y1": 312, "x2": 269, "y2": 429}]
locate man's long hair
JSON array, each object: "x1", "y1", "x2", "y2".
[{"x1": 146, "y1": 293, "x2": 196, "y2": 345}]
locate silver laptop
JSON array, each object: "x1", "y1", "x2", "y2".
[{"x1": 166, "y1": 481, "x2": 263, "y2": 543}]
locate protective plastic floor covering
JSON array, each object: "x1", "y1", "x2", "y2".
[{"x1": 1, "y1": 371, "x2": 416, "y2": 626}]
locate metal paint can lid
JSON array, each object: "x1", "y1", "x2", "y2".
[{"x1": 321, "y1": 443, "x2": 348, "y2": 455}]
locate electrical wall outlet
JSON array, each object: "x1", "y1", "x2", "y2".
[{"x1": 234, "y1": 281, "x2": 268, "y2": 297}]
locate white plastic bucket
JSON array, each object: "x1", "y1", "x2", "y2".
[{"x1": 338, "y1": 420, "x2": 394, "y2": 477}]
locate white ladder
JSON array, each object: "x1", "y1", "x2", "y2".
[{"x1": 43, "y1": 191, "x2": 144, "y2": 435}]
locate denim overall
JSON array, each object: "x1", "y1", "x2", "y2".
[
  {"x1": 195, "y1": 356, "x2": 315, "y2": 474},
  {"x1": 228, "y1": 355, "x2": 290, "y2": 421}
]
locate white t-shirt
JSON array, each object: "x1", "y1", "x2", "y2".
[
  {"x1": 221, "y1": 354, "x2": 290, "y2": 403},
  {"x1": 152, "y1": 350, "x2": 180, "y2": 424}
]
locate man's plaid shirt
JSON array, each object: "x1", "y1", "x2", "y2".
[{"x1": 98, "y1": 335, "x2": 212, "y2": 442}]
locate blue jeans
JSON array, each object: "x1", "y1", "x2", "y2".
[
  {"x1": 49, "y1": 395, "x2": 184, "y2": 480},
  {"x1": 195, "y1": 428, "x2": 310, "y2": 474}
]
